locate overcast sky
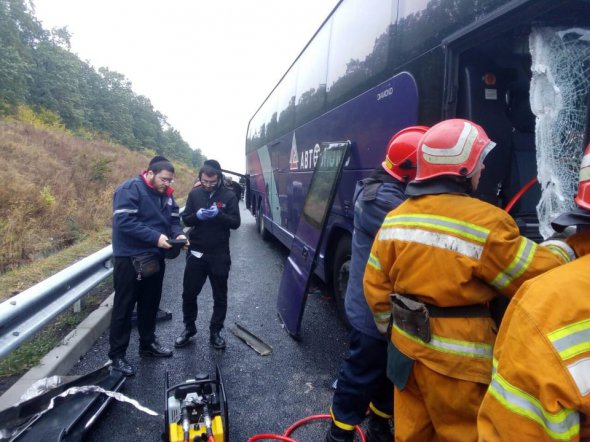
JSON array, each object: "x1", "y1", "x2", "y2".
[{"x1": 32, "y1": 0, "x2": 340, "y2": 174}]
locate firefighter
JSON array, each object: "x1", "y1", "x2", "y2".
[
  {"x1": 477, "y1": 144, "x2": 590, "y2": 441},
  {"x1": 363, "y1": 119, "x2": 575, "y2": 441},
  {"x1": 326, "y1": 126, "x2": 428, "y2": 442}
]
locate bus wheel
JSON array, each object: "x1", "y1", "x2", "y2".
[
  {"x1": 332, "y1": 237, "x2": 351, "y2": 328},
  {"x1": 257, "y1": 203, "x2": 270, "y2": 241}
]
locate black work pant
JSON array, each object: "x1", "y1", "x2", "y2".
[
  {"x1": 331, "y1": 327, "x2": 393, "y2": 426},
  {"x1": 108, "y1": 256, "x2": 165, "y2": 359},
  {"x1": 181, "y1": 253, "x2": 230, "y2": 334}
]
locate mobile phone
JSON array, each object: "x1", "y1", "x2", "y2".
[{"x1": 166, "y1": 239, "x2": 187, "y2": 246}]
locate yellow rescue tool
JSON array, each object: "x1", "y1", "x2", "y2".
[{"x1": 165, "y1": 366, "x2": 228, "y2": 442}]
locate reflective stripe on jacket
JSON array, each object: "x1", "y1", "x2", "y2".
[
  {"x1": 478, "y1": 249, "x2": 590, "y2": 441},
  {"x1": 364, "y1": 193, "x2": 570, "y2": 384}
]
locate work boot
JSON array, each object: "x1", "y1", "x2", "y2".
[
  {"x1": 110, "y1": 357, "x2": 135, "y2": 377},
  {"x1": 365, "y1": 412, "x2": 393, "y2": 442},
  {"x1": 174, "y1": 328, "x2": 197, "y2": 348},
  {"x1": 210, "y1": 331, "x2": 226, "y2": 349},
  {"x1": 139, "y1": 341, "x2": 173, "y2": 357},
  {"x1": 325, "y1": 422, "x2": 355, "y2": 442}
]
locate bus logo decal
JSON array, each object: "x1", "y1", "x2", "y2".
[
  {"x1": 290, "y1": 133, "x2": 299, "y2": 170},
  {"x1": 313, "y1": 144, "x2": 321, "y2": 166},
  {"x1": 299, "y1": 143, "x2": 322, "y2": 170}
]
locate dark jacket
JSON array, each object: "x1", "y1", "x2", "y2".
[
  {"x1": 345, "y1": 169, "x2": 407, "y2": 339},
  {"x1": 112, "y1": 174, "x2": 183, "y2": 257},
  {"x1": 229, "y1": 181, "x2": 242, "y2": 200},
  {"x1": 182, "y1": 184, "x2": 240, "y2": 255}
]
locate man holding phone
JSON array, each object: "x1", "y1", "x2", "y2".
[
  {"x1": 109, "y1": 155, "x2": 187, "y2": 376},
  {"x1": 176, "y1": 159, "x2": 241, "y2": 349}
]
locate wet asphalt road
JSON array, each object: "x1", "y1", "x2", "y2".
[{"x1": 70, "y1": 202, "x2": 350, "y2": 441}]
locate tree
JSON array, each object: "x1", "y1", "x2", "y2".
[
  {"x1": 93, "y1": 67, "x2": 135, "y2": 147},
  {"x1": 0, "y1": 0, "x2": 198, "y2": 167},
  {"x1": 28, "y1": 41, "x2": 86, "y2": 127},
  {"x1": 0, "y1": 0, "x2": 37, "y2": 114},
  {"x1": 130, "y1": 95, "x2": 163, "y2": 150}
]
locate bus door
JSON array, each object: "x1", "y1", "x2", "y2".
[{"x1": 277, "y1": 141, "x2": 350, "y2": 339}]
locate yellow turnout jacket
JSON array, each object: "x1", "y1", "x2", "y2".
[{"x1": 364, "y1": 193, "x2": 573, "y2": 384}]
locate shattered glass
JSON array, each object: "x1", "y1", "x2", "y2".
[{"x1": 530, "y1": 27, "x2": 590, "y2": 238}]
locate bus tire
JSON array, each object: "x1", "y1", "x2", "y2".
[
  {"x1": 332, "y1": 236, "x2": 352, "y2": 328},
  {"x1": 257, "y1": 203, "x2": 271, "y2": 241}
]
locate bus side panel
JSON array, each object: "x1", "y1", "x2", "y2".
[
  {"x1": 246, "y1": 146, "x2": 267, "y2": 213},
  {"x1": 248, "y1": 72, "x2": 419, "y2": 285},
  {"x1": 314, "y1": 73, "x2": 419, "y2": 282},
  {"x1": 282, "y1": 72, "x2": 419, "y2": 242}
]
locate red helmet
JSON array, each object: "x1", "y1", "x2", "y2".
[
  {"x1": 575, "y1": 143, "x2": 590, "y2": 210},
  {"x1": 382, "y1": 126, "x2": 429, "y2": 182},
  {"x1": 414, "y1": 119, "x2": 496, "y2": 181}
]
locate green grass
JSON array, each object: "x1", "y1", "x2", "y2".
[{"x1": 0, "y1": 238, "x2": 114, "y2": 378}]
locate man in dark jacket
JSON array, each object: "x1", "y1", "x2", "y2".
[
  {"x1": 175, "y1": 159, "x2": 241, "y2": 349},
  {"x1": 225, "y1": 175, "x2": 243, "y2": 201},
  {"x1": 326, "y1": 127, "x2": 427, "y2": 442},
  {"x1": 109, "y1": 156, "x2": 187, "y2": 377}
]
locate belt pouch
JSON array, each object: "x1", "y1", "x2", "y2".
[
  {"x1": 390, "y1": 293, "x2": 431, "y2": 343},
  {"x1": 131, "y1": 252, "x2": 160, "y2": 280}
]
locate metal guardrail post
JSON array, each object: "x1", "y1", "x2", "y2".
[{"x1": 0, "y1": 245, "x2": 114, "y2": 360}]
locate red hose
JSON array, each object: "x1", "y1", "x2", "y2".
[
  {"x1": 246, "y1": 413, "x2": 366, "y2": 442},
  {"x1": 504, "y1": 177, "x2": 538, "y2": 213},
  {"x1": 246, "y1": 435, "x2": 297, "y2": 442}
]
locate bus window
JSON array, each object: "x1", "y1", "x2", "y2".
[
  {"x1": 326, "y1": 0, "x2": 393, "y2": 107},
  {"x1": 262, "y1": 93, "x2": 278, "y2": 144},
  {"x1": 276, "y1": 66, "x2": 297, "y2": 136},
  {"x1": 256, "y1": 97, "x2": 278, "y2": 149},
  {"x1": 294, "y1": 22, "x2": 330, "y2": 126},
  {"x1": 531, "y1": 25, "x2": 590, "y2": 238},
  {"x1": 395, "y1": 0, "x2": 511, "y2": 67},
  {"x1": 247, "y1": 112, "x2": 263, "y2": 153}
]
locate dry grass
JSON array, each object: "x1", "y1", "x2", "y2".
[
  {"x1": 0, "y1": 120, "x2": 197, "y2": 380},
  {"x1": 0, "y1": 119, "x2": 195, "y2": 290},
  {"x1": 0, "y1": 229, "x2": 110, "y2": 301}
]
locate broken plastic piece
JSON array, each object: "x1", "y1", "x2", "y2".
[{"x1": 230, "y1": 322, "x2": 273, "y2": 356}]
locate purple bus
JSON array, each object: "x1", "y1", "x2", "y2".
[{"x1": 245, "y1": 0, "x2": 590, "y2": 335}]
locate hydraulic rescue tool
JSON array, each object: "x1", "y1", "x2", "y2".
[{"x1": 165, "y1": 366, "x2": 228, "y2": 442}]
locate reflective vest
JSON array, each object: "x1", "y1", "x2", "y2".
[
  {"x1": 364, "y1": 193, "x2": 573, "y2": 384},
  {"x1": 478, "y1": 243, "x2": 590, "y2": 441}
]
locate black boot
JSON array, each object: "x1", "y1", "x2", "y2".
[
  {"x1": 175, "y1": 328, "x2": 196, "y2": 348},
  {"x1": 110, "y1": 357, "x2": 135, "y2": 377},
  {"x1": 365, "y1": 412, "x2": 393, "y2": 442},
  {"x1": 139, "y1": 341, "x2": 173, "y2": 357},
  {"x1": 325, "y1": 422, "x2": 355, "y2": 442},
  {"x1": 210, "y1": 331, "x2": 226, "y2": 349}
]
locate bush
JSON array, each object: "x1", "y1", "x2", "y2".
[
  {"x1": 13, "y1": 104, "x2": 66, "y2": 130},
  {"x1": 39, "y1": 186, "x2": 56, "y2": 207}
]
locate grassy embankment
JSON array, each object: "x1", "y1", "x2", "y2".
[{"x1": 0, "y1": 116, "x2": 195, "y2": 378}]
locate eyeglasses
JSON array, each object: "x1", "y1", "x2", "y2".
[
  {"x1": 201, "y1": 178, "x2": 218, "y2": 187},
  {"x1": 158, "y1": 176, "x2": 174, "y2": 184}
]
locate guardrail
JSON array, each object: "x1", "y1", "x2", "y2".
[{"x1": 0, "y1": 246, "x2": 114, "y2": 360}]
